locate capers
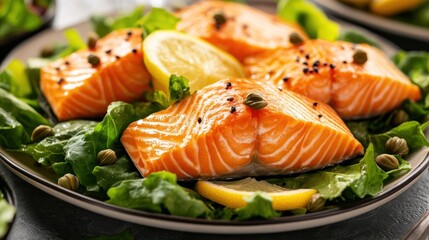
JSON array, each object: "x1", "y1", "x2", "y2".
[
  {"x1": 352, "y1": 49, "x2": 368, "y2": 65},
  {"x1": 58, "y1": 173, "x2": 79, "y2": 191},
  {"x1": 386, "y1": 136, "x2": 409, "y2": 157},
  {"x1": 87, "y1": 32, "x2": 99, "y2": 49},
  {"x1": 87, "y1": 54, "x2": 100, "y2": 67},
  {"x1": 31, "y1": 125, "x2": 54, "y2": 142},
  {"x1": 213, "y1": 12, "x2": 227, "y2": 29},
  {"x1": 376, "y1": 154, "x2": 399, "y2": 171},
  {"x1": 97, "y1": 149, "x2": 117, "y2": 165},
  {"x1": 392, "y1": 110, "x2": 409, "y2": 126},
  {"x1": 40, "y1": 45, "x2": 55, "y2": 58},
  {"x1": 244, "y1": 91, "x2": 268, "y2": 110},
  {"x1": 289, "y1": 32, "x2": 304, "y2": 45},
  {"x1": 307, "y1": 193, "x2": 325, "y2": 212}
]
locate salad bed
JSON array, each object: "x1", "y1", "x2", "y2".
[{"x1": 1, "y1": 0, "x2": 429, "y2": 222}]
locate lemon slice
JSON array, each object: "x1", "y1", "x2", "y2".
[
  {"x1": 143, "y1": 30, "x2": 244, "y2": 95},
  {"x1": 196, "y1": 178, "x2": 317, "y2": 211},
  {"x1": 370, "y1": 0, "x2": 424, "y2": 16}
]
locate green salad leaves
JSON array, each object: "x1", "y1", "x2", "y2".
[
  {"x1": 0, "y1": 0, "x2": 428, "y2": 223},
  {"x1": 277, "y1": 0, "x2": 340, "y2": 40},
  {"x1": 107, "y1": 171, "x2": 213, "y2": 218},
  {"x1": 0, "y1": 189, "x2": 15, "y2": 239}
]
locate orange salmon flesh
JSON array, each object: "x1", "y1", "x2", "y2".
[
  {"x1": 176, "y1": 0, "x2": 308, "y2": 61},
  {"x1": 121, "y1": 78, "x2": 364, "y2": 180},
  {"x1": 40, "y1": 28, "x2": 151, "y2": 121},
  {"x1": 244, "y1": 40, "x2": 421, "y2": 119}
]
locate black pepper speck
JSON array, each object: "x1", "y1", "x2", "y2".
[
  {"x1": 226, "y1": 82, "x2": 232, "y2": 89},
  {"x1": 198, "y1": 117, "x2": 202, "y2": 124},
  {"x1": 230, "y1": 106, "x2": 236, "y2": 113}
]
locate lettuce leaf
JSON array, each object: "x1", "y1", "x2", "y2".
[
  {"x1": 0, "y1": 88, "x2": 51, "y2": 146},
  {"x1": 368, "y1": 121, "x2": 429, "y2": 155},
  {"x1": 0, "y1": 0, "x2": 43, "y2": 39},
  {"x1": 0, "y1": 191, "x2": 15, "y2": 239},
  {"x1": 23, "y1": 120, "x2": 97, "y2": 166},
  {"x1": 92, "y1": 156, "x2": 140, "y2": 191},
  {"x1": 135, "y1": 8, "x2": 180, "y2": 36},
  {"x1": 277, "y1": 0, "x2": 340, "y2": 40},
  {"x1": 91, "y1": 6, "x2": 144, "y2": 37},
  {"x1": 107, "y1": 171, "x2": 213, "y2": 218},
  {"x1": 0, "y1": 108, "x2": 24, "y2": 148},
  {"x1": 64, "y1": 102, "x2": 136, "y2": 191},
  {"x1": 269, "y1": 144, "x2": 388, "y2": 200},
  {"x1": 338, "y1": 30, "x2": 381, "y2": 48},
  {"x1": 236, "y1": 193, "x2": 280, "y2": 220}
]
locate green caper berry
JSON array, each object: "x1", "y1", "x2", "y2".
[
  {"x1": 244, "y1": 91, "x2": 268, "y2": 110},
  {"x1": 87, "y1": 32, "x2": 99, "y2": 49},
  {"x1": 392, "y1": 110, "x2": 409, "y2": 126},
  {"x1": 352, "y1": 49, "x2": 368, "y2": 65},
  {"x1": 58, "y1": 173, "x2": 79, "y2": 191},
  {"x1": 289, "y1": 32, "x2": 304, "y2": 45},
  {"x1": 40, "y1": 46, "x2": 55, "y2": 58},
  {"x1": 97, "y1": 149, "x2": 117, "y2": 165},
  {"x1": 31, "y1": 125, "x2": 54, "y2": 142},
  {"x1": 87, "y1": 54, "x2": 100, "y2": 67},
  {"x1": 376, "y1": 154, "x2": 399, "y2": 171},
  {"x1": 386, "y1": 136, "x2": 409, "y2": 157},
  {"x1": 307, "y1": 193, "x2": 326, "y2": 212}
]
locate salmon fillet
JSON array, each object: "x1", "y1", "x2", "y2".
[
  {"x1": 40, "y1": 28, "x2": 151, "y2": 121},
  {"x1": 244, "y1": 40, "x2": 421, "y2": 119},
  {"x1": 121, "y1": 78, "x2": 363, "y2": 180},
  {"x1": 175, "y1": 0, "x2": 308, "y2": 61}
]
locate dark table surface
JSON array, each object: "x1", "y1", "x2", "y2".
[{"x1": 1, "y1": 1, "x2": 429, "y2": 239}]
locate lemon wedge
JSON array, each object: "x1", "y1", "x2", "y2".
[
  {"x1": 196, "y1": 178, "x2": 317, "y2": 210},
  {"x1": 143, "y1": 30, "x2": 244, "y2": 95},
  {"x1": 370, "y1": 0, "x2": 424, "y2": 16}
]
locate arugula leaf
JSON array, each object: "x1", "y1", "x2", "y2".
[
  {"x1": 107, "y1": 171, "x2": 213, "y2": 218},
  {"x1": 64, "y1": 102, "x2": 136, "y2": 191},
  {"x1": 277, "y1": 0, "x2": 340, "y2": 40},
  {"x1": 92, "y1": 156, "x2": 140, "y2": 191},
  {"x1": 23, "y1": 121, "x2": 97, "y2": 166},
  {"x1": 0, "y1": 88, "x2": 51, "y2": 145},
  {"x1": 236, "y1": 193, "x2": 280, "y2": 220},
  {"x1": 134, "y1": 75, "x2": 191, "y2": 119},
  {"x1": 270, "y1": 144, "x2": 388, "y2": 200},
  {"x1": 169, "y1": 75, "x2": 191, "y2": 102},
  {"x1": 91, "y1": 6, "x2": 144, "y2": 37},
  {"x1": 135, "y1": 8, "x2": 180, "y2": 36},
  {"x1": 0, "y1": 193, "x2": 15, "y2": 239}
]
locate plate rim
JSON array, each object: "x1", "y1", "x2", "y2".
[
  {"x1": 1, "y1": 148, "x2": 428, "y2": 234},
  {"x1": 314, "y1": 0, "x2": 429, "y2": 42}
]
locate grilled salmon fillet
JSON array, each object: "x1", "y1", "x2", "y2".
[
  {"x1": 121, "y1": 78, "x2": 363, "y2": 180},
  {"x1": 244, "y1": 40, "x2": 421, "y2": 118},
  {"x1": 175, "y1": 0, "x2": 308, "y2": 61},
  {"x1": 40, "y1": 28, "x2": 151, "y2": 121}
]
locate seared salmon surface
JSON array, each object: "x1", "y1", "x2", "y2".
[
  {"x1": 244, "y1": 40, "x2": 421, "y2": 119},
  {"x1": 40, "y1": 28, "x2": 151, "y2": 121},
  {"x1": 121, "y1": 78, "x2": 363, "y2": 180},
  {"x1": 176, "y1": 0, "x2": 308, "y2": 61}
]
